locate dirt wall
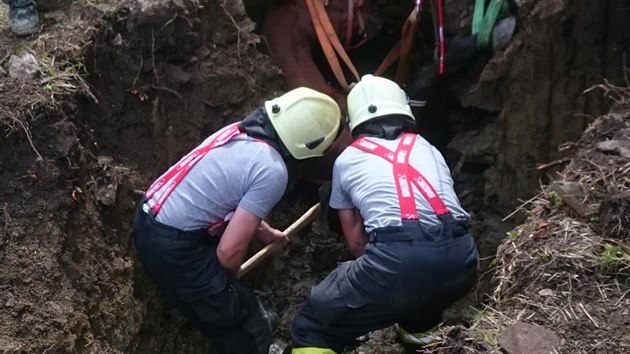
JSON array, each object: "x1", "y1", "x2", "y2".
[
  {"x1": 1, "y1": 0, "x2": 284, "y2": 352},
  {"x1": 85, "y1": 0, "x2": 287, "y2": 352},
  {"x1": 463, "y1": 0, "x2": 630, "y2": 209}
]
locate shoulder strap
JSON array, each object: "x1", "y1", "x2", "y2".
[
  {"x1": 351, "y1": 134, "x2": 450, "y2": 217},
  {"x1": 146, "y1": 123, "x2": 244, "y2": 214}
]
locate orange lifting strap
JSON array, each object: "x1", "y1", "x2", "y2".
[
  {"x1": 374, "y1": 5, "x2": 420, "y2": 85},
  {"x1": 305, "y1": 0, "x2": 421, "y2": 89},
  {"x1": 305, "y1": 0, "x2": 361, "y2": 91}
]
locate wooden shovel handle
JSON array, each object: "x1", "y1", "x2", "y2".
[{"x1": 236, "y1": 203, "x2": 322, "y2": 278}]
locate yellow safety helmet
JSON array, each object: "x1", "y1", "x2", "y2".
[
  {"x1": 265, "y1": 87, "x2": 341, "y2": 160},
  {"x1": 347, "y1": 74, "x2": 415, "y2": 133}
]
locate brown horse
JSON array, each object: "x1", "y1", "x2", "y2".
[{"x1": 263, "y1": 0, "x2": 382, "y2": 183}]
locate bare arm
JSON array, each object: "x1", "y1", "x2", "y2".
[
  {"x1": 217, "y1": 206, "x2": 264, "y2": 274},
  {"x1": 338, "y1": 208, "x2": 367, "y2": 257}
]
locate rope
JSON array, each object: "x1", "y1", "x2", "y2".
[
  {"x1": 472, "y1": 0, "x2": 508, "y2": 50},
  {"x1": 435, "y1": 0, "x2": 445, "y2": 74}
]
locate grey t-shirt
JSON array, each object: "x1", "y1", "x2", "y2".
[
  {"x1": 330, "y1": 135, "x2": 469, "y2": 233},
  {"x1": 148, "y1": 132, "x2": 288, "y2": 231}
]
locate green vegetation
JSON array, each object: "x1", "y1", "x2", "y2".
[
  {"x1": 597, "y1": 243, "x2": 630, "y2": 272},
  {"x1": 506, "y1": 229, "x2": 520, "y2": 240},
  {"x1": 546, "y1": 190, "x2": 562, "y2": 209},
  {"x1": 467, "y1": 305, "x2": 509, "y2": 354},
  {"x1": 536, "y1": 250, "x2": 551, "y2": 262}
]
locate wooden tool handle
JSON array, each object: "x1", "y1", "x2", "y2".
[{"x1": 236, "y1": 203, "x2": 322, "y2": 278}]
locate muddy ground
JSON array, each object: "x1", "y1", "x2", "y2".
[{"x1": 0, "y1": 0, "x2": 629, "y2": 353}]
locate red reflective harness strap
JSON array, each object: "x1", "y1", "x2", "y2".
[
  {"x1": 402, "y1": 153, "x2": 450, "y2": 216},
  {"x1": 392, "y1": 133, "x2": 419, "y2": 219},
  {"x1": 145, "y1": 123, "x2": 244, "y2": 215},
  {"x1": 351, "y1": 134, "x2": 450, "y2": 218}
]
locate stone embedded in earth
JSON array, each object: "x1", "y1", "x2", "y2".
[
  {"x1": 112, "y1": 33, "x2": 123, "y2": 46},
  {"x1": 499, "y1": 321, "x2": 561, "y2": 354},
  {"x1": 7, "y1": 53, "x2": 40, "y2": 80},
  {"x1": 96, "y1": 183, "x2": 119, "y2": 206},
  {"x1": 549, "y1": 181, "x2": 589, "y2": 218},
  {"x1": 5, "y1": 294, "x2": 16, "y2": 308},
  {"x1": 0, "y1": 65, "x2": 6, "y2": 77},
  {"x1": 596, "y1": 140, "x2": 630, "y2": 159}
]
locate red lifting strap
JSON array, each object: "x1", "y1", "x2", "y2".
[
  {"x1": 351, "y1": 134, "x2": 450, "y2": 219},
  {"x1": 145, "y1": 123, "x2": 245, "y2": 216}
]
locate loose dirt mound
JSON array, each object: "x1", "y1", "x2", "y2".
[{"x1": 432, "y1": 83, "x2": 630, "y2": 353}]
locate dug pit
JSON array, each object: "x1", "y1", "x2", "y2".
[{"x1": 0, "y1": 0, "x2": 628, "y2": 353}]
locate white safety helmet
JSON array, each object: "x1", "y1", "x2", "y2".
[
  {"x1": 347, "y1": 74, "x2": 415, "y2": 132},
  {"x1": 265, "y1": 87, "x2": 341, "y2": 160}
]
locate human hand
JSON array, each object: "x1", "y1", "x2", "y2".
[
  {"x1": 263, "y1": 228, "x2": 289, "y2": 257},
  {"x1": 257, "y1": 221, "x2": 289, "y2": 247}
]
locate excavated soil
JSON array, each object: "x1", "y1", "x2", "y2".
[
  {"x1": 0, "y1": 0, "x2": 629, "y2": 353},
  {"x1": 452, "y1": 90, "x2": 630, "y2": 354}
]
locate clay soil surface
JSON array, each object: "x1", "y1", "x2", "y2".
[{"x1": 0, "y1": 0, "x2": 629, "y2": 353}]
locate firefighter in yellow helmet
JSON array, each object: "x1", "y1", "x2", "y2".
[
  {"x1": 289, "y1": 75, "x2": 479, "y2": 354},
  {"x1": 133, "y1": 87, "x2": 341, "y2": 354}
]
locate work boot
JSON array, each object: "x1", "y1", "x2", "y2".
[
  {"x1": 395, "y1": 323, "x2": 440, "y2": 353},
  {"x1": 269, "y1": 342, "x2": 288, "y2": 354},
  {"x1": 7, "y1": 0, "x2": 39, "y2": 36}
]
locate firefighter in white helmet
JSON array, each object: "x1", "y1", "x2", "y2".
[
  {"x1": 290, "y1": 75, "x2": 479, "y2": 354},
  {"x1": 133, "y1": 87, "x2": 341, "y2": 354}
]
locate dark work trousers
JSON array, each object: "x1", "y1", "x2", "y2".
[
  {"x1": 291, "y1": 214, "x2": 479, "y2": 353},
  {"x1": 132, "y1": 203, "x2": 272, "y2": 354}
]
